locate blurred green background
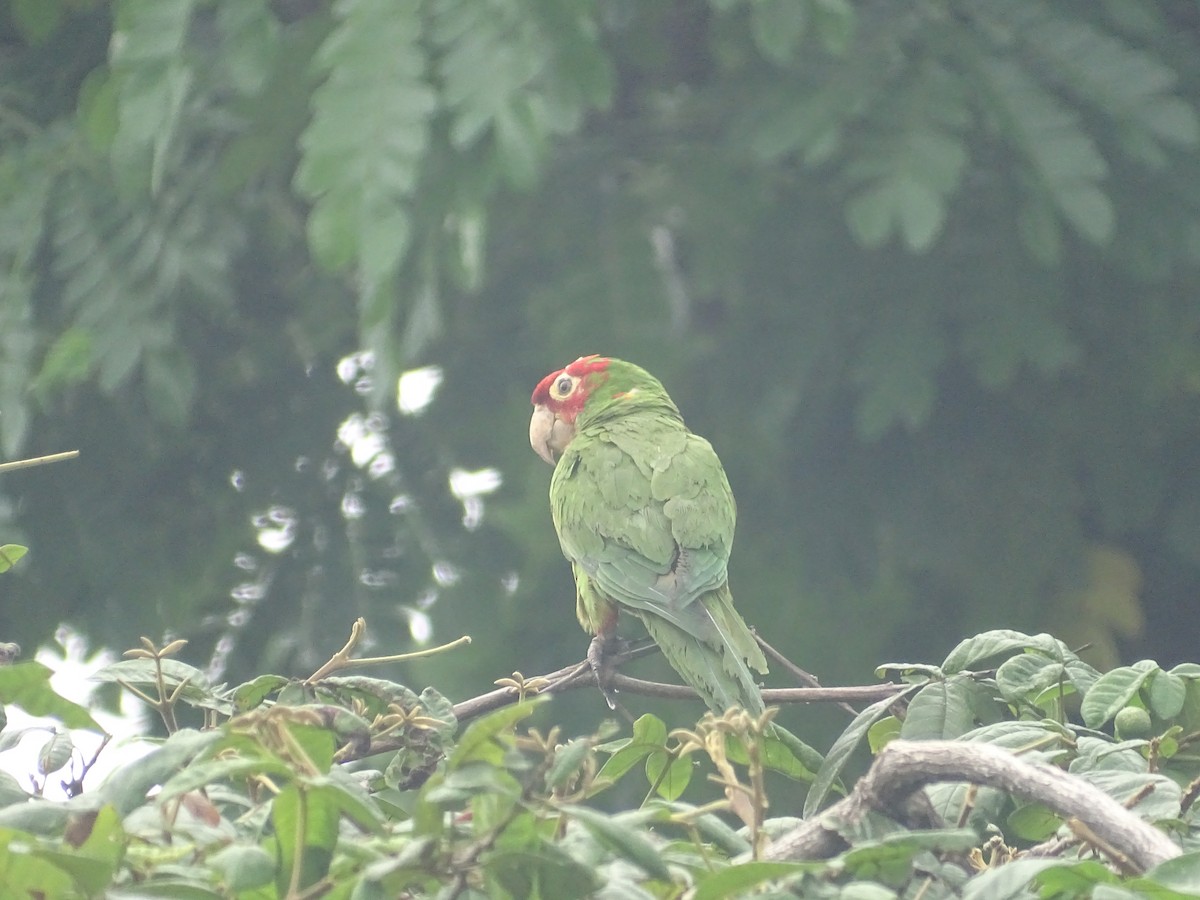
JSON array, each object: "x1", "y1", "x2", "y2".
[{"x1": 2, "y1": 0, "x2": 1199, "y2": 740}]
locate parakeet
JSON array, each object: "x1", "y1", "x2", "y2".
[{"x1": 529, "y1": 355, "x2": 768, "y2": 714}]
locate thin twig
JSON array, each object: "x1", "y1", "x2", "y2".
[{"x1": 0, "y1": 450, "x2": 79, "y2": 474}]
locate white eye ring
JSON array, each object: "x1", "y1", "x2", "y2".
[{"x1": 554, "y1": 375, "x2": 574, "y2": 396}]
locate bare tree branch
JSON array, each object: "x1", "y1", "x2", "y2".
[{"x1": 765, "y1": 740, "x2": 1180, "y2": 874}]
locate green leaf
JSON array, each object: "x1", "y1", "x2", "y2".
[
  {"x1": 307, "y1": 774, "x2": 385, "y2": 833},
  {"x1": 559, "y1": 805, "x2": 671, "y2": 881},
  {"x1": 272, "y1": 783, "x2": 339, "y2": 894},
  {"x1": 158, "y1": 751, "x2": 295, "y2": 801},
  {"x1": 445, "y1": 699, "x2": 541, "y2": 769},
  {"x1": 0, "y1": 772, "x2": 29, "y2": 808},
  {"x1": 762, "y1": 726, "x2": 823, "y2": 782},
  {"x1": 485, "y1": 844, "x2": 601, "y2": 900},
  {"x1": 960, "y1": 858, "x2": 1065, "y2": 899},
  {"x1": 900, "y1": 675, "x2": 979, "y2": 740},
  {"x1": 229, "y1": 674, "x2": 292, "y2": 713},
  {"x1": 1032, "y1": 859, "x2": 1119, "y2": 894},
  {"x1": 1139, "y1": 851, "x2": 1200, "y2": 894},
  {"x1": 546, "y1": 738, "x2": 594, "y2": 791},
  {"x1": 92, "y1": 658, "x2": 218, "y2": 712},
  {"x1": 1080, "y1": 660, "x2": 1158, "y2": 729},
  {"x1": 33, "y1": 328, "x2": 93, "y2": 396},
  {"x1": 35, "y1": 805, "x2": 126, "y2": 894},
  {"x1": 596, "y1": 714, "x2": 668, "y2": 783},
  {"x1": 208, "y1": 844, "x2": 274, "y2": 892},
  {"x1": 0, "y1": 546, "x2": 28, "y2": 574},
  {"x1": 645, "y1": 750, "x2": 692, "y2": 801},
  {"x1": 37, "y1": 731, "x2": 74, "y2": 776},
  {"x1": 0, "y1": 662, "x2": 98, "y2": 730},
  {"x1": 942, "y1": 630, "x2": 1043, "y2": 673},
  {"x1": 1007, "y1": 802, "x2": 1062, "y2": 841},
  {"x1": 0, "y1": 828, "x2": 77, "y2": 897},
  {"x1": 840, "y1": 829, "x2": 980, "y2": 881},
  {"x1": 214, "y1": 0, "x2": 281, "y2": 97},
  {"x1": 804, "y1": 688, "x2": 919, "y2": 817},
  {"x1": 1147, "y1": 670, "x2": 1187, "y2": 720},
  {"x1": 866, "y1": 716, "x2": 901, "y2": 753},
  {"x1": 691, "y1": 860, "x2": 816, "y2": 900},
  {"x1": 812, "y1": 0, "x2": 855, "y2": 53}
]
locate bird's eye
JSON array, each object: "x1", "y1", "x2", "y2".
[{"x1": 554, "y1": 375, "x2": 574, "y2": 396}]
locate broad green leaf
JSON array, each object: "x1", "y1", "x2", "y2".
[
  {"x1": 1007, "y1": 802, "x2": 1062, "y2": 841},
  {"x1": 0, "y1": 827, "x2": 77, "y2": 897},
  {"x1": 645, "y1": 750, "x2": 692, "y2": 801},
  {"x1": 942, "y1": 630, "x2": 1043, "y2": 673},
  {"x1": 1148, "y1": 670, "x2": 1187, "y2": 720},
  {"x1": 804, "y1": 688, "x2": 919, "y2": 818},
  {"x1": 900, "y1": 675, "x2": 976, "y2": 740},
  {"x1": 762, "y1": 727, "x2": 823, "y2": 782},
  {"x1": 1085, "y1": 770, "x2": 1181, "y2": 820},
  {"x1": 812, "y1": 0, "x2": 855, "y2": 53},
  {"x1": 1080, "y1": 660, "x2": 1158, "y2": 728},
  {"x1": 1055, "y1": 183, "x2": 1116, "y2": 245},
  {"x1": 214, "y1": 0, "x2": 280, "y2": 97},
  {"x1": 0, "y1": 662, "x2": 98, "y2": 730},
  {"x1": 272, "y1": 783, "x2": 339, "y2": 895}
]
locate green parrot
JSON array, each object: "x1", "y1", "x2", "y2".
[{"x1": 529, "y1": 355, "x2": 768, "y2": 714}]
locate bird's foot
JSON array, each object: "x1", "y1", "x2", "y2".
[{"x1": 587, "y1": 634, "x2": 620, "y2": 709}]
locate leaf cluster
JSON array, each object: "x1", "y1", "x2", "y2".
[{"x1": 0, "y1": 627, "x2": 1194, "y2": 897}]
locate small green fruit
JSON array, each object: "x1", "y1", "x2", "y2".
[{"x1": 1114, "y1": 706, "x2": 1152, "y2": 739}]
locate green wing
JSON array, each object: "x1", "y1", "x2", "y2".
[{"x1": 550, "y1": 414, "x2": 768, "y2": 711}]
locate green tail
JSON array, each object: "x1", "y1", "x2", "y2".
[{"x1": 638, "y1": 586, "x2": 768, "y2": 715}]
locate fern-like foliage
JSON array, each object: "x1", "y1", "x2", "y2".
[{"x1": 295, "y1": 0, "x2": 435, "y2": 293}]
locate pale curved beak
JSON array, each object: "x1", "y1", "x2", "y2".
[{"x1": 530, "y1": 404, "x2": 575, "y2": 465}]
